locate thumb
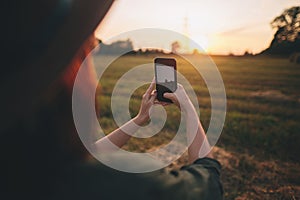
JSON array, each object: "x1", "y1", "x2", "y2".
[{"x1": 164, "y1": 92, "x2": 175, "y2": 101}]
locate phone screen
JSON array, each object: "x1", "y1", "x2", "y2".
[{"x1": 154, "y1": 58, "x2": 177, "y2": 103}]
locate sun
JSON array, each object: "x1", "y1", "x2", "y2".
[
  {"x1": 192, "y1": 35, "x2": 209, "y2": 52},
  {"x1": 179, "y1": 34, "x2": 209, "y2": 53}
]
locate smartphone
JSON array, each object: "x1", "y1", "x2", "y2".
[{"x1": 154, "y1": 58, "x2": 177, "y2": 103}]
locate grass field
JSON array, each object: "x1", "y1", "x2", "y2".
[{"x1": 94, "y1": 54, "x2": 300, "y2": 199}]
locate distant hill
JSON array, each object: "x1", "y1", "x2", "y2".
[{"x1": 261, "y1": 36, "x2": 300, "y2": 57}]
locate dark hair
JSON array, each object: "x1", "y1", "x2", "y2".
[
  {"x1": 2, "y1": 1, "x2": 112, "y2": 197},
  {"x1": 3, "y1": 36, "x2": 98, "y2": 198}
]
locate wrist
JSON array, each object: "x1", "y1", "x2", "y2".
[{"x1": 133, "y1": 115, "x2": 145, "y2": 126}]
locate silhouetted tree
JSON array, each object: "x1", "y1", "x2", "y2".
[
  {"x1": 262, "y1": 6, "x2": 300, "y2": 56},
  {"x1": 271, "y1": 6, "x2": 300, "y2": 43},
  {"x1": 171, "y1": 41, "x2": 180, "y2": 54},
  {"x1": 243, "y1": 50, "x2": 253, "y2": 57},
  {"x1": 192, "y1": 49, "x2": 200, "y2": 55},
  {"x1": 97, "y1": 39, "x2": 134, "y2": 55}
]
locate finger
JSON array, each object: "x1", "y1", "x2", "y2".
[
  {"x1": 163, "y1": 93, "x2": 175, "y2": 101},
  {"x1": 151, "y1": 90, "x2": 157, "y2": 96},
  {"x1": 160, "y1": 102, "x2": 171, "y2": 106},
  {"x1": 145, "y1": 78, "x2": 156, "y2": 95},
  {"x1": 154, "y1": 100, "x2": 171, "y2": 106},
  {"x1": 149, "y1": 92, "x2": 156, "y2": 103},
  {"x1": 154, "y1": 98, "x2": 162, "y2": 104}
]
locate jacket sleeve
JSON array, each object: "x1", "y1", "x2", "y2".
[
  {"x1": 145, "y1": 157, "x2": 223, "y2": 200},
  {"x1": 52, "y1": 157, "x2": 223, "y2": 200}
]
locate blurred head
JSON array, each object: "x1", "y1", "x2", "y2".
[
  {"x1": 2, "y1": 0, "x2": 113, "y2": 173},
  {"x1": 1, "y1": 0, "x2": 113, "y2": 132}
]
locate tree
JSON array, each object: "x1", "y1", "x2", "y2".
[
  {"x1": 97, "y1": 39, "x2": 134, "y2": 55},
  {"x1": 262, "y1": 6, "x2": 300, "y2": 56},
  {"x1": 171, "y1": 41, "x2": 181, "y2": 54},
  {"x1": 271, "y1": 6, "x2": 300, "y2": 43}
]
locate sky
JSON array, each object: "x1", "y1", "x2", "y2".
[{"x1": 96, "y1": 0, "x2": 300, "y2": 55}]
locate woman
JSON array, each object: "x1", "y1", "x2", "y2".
[{"x1": 2, "y1": 0, "x2": 223, "y2": 199}]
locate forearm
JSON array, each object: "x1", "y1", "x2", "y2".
[
  {"x1": 163, "y1": 85, "x2": 212, "y2": 163},
  {"x1": 94, "y1": 80, "x2": 156, "y2": 152},
  {"x1": 184, "y1": 105, "x2": 212, "y2": 163},
  {"x1": 94, "y1": 117, "x2": 142, "y2": 152}
]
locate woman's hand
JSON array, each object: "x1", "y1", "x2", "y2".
[
  {"x1": 163, "y1": 84, "x2": 194, "y2": 112},
  {"x1": 96, "y1": 80, "x2": 156, "y2": 150},
  {"x1": 164, "y1": 84, "x2": 211, "y2": 162},
  {"x1": 134, "y1": 80, "x2": 156, "y2": 126}
]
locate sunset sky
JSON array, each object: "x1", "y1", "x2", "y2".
[{"x1": 96, "y1": 0, "x2": 300, "y2": 55}]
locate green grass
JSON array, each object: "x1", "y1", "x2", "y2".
[{"x1": 94, "y1": 54, "x2": 300, "y2": 162}]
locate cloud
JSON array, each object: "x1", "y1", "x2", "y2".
[
  {"x1": 216, "y1": 21, "x2": 268, "y2": 36},
  {"x1": 217, "y1": 27, "x2": 248, "y2": 36}
]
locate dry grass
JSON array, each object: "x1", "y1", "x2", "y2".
[{"x1": 167, "y1": 147, "x2": 300, "y2": 200}]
